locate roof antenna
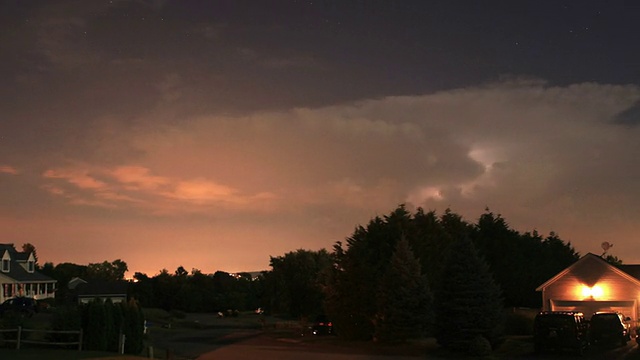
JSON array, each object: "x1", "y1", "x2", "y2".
[{"x1": 601, "y1": 241, "x2": 613, "y2": 257}]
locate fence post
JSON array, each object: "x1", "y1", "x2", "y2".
[
  {"x1": 120, "y1": 334, "x2": 126, "y2": 354},
  {"x1": 78, "y1": 328, "x2": 83, "y2": 351},
  {"x1": 16, "y1": 326, "x2": 21, "y2": 350}
]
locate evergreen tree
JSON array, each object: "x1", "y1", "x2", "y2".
[
  {"x1": 325, "y1": 206, "x2": 413, "y2": 340},
  {"x1": 122, "y1": 298, "x2": 145, "y2": 355},
  {"x1": 472, "y1": 210, "x2": 524, "y2": 307},
  {"x1": 411, "y1": 209, "x2": 452, "y2": 289},
  {"x1": 83, "y1": 299, "x2": 108, "y2": 351},
  {"x1": 472, "y1": 210, "x2": 580, "y2": 308},
  {"x1": 435, "y1": 236, "x2": 504, "y2": 352},
  {"x1": 374, "y1": 236, "x2": 433, "y2": 342},
  {"x1": 104, "y1": 299, "x2": 119, "y2": 352}
]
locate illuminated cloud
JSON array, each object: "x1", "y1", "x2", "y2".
[
  {"x1": 8, "y1": 79, "x2": 640, "y2": 273},
  {"x1": 111, "y1": 166, "x2": 170, "y2": 191},
  {"x1": 41, "y1": 164, "x2": 277, "y2": 215},
  {"x1": 0, "y1": 165, "x2": 19, "y2": 175}
]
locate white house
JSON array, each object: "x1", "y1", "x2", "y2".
[{"x1": 0, "y1": 243, "x2": 57, "y2": 303}]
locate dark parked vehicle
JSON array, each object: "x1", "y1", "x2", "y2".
[
  {"x1": 310, "y1": 315, "x2": 333, "y2": 335},
  {"x1": 0, "y1": 297, "x2": 38, "y2": 317},
  {"x1": 533, "y1": 311, "x2": 589, "y2": 355},
  {"x1": 589, "y1": 312, "x2": 631, "y2": 347}
]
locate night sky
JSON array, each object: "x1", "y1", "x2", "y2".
[{"x1": 2, "y1": 0, "x2": 640, "y2": 276}]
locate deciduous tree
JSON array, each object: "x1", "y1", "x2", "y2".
[{"x1": 267, "y1": 249, "x2": 332, "y2": 318}]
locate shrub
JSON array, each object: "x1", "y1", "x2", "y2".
[
  {"x1": 121, "y1": 299, "x2": 145, "y2": 355},
  {"x1": 83, "y1": 299, "x2": 108, "y2": 351},
  {"x1": 468, "y1": 335, "x2": 492, "y2": 356},
  {"x1": 170, "y1": 309, "x2": 186, "y2": 319},
  {"x1": 504, "y1": 311, "x2": 534, "y2": 335},
  {"x1": 104, "y1": 299, "x2": 120, "y2": 352},
  {"x1": 49, "y1": 305, "x2": 81, "y2": 344},
  {"x1": 0, "y1": 311, "x2": 24, "y2": 341}
]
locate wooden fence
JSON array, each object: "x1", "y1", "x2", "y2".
[{"x1": 0, "y1": 327, "x2": 83, "y2": 350}]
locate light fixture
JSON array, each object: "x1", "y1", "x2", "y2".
[{"x1": 581, "y1": 285, "x2": 604, "y2": 299}]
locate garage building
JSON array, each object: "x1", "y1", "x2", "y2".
[{"x1": 537, "y1": 252, "x2": 640, "y2": 321}]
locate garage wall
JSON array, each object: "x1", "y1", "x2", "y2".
[
  {"x1": 550, "y1": 300, "x2": 636, "y2": 320},
  {"x1": 541, "y1": 255, "x2": 640, "y2": 321}
]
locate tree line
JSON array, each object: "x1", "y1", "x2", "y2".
[
  {"x1": 264, "y1": 206, "x2": 582, "y2": 353},
  {"x1": 32, "y1": 205, "x2": 587, "y2": 354},
  {"x1": 39, "y1": 260, "x2": 263, "y2": 314}
]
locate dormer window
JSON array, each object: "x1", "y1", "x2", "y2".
[
  {"x1": 1, "y1": 258, "x2": 9, "y2": 272},
  {"x1": 28, "y1": 260, "x2": 35, "y2": 273}
]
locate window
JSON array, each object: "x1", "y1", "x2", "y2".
[
  {"x1": 28, "y1": 260, "x2": 34, "y2": 272},
  {"x1": 1, "y1": 259, "x2": 9, "y2": 272}
]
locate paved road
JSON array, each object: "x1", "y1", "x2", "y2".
[
  {"x1": 196, "y1": 336, "x2": 640, "y2": 360},
  {"x1": 197, "y1": 343, "x2": 420, "y2": 360}
]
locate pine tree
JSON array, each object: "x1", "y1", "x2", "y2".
[
  {"x1": 324, "y1": 206, "x2": 413, "y2": 340},
  {"x1": 112, "y1": 299, "x2": 124, "y2": 346},
  {"x1": 83, "y1": 299, "x2": 108, "y2": 351},
  {"x1": 434, "y1": 236, "x2": 504, "y2": 352},
  {"x1": 122, "y1": 298, "x2": 145, "y2": 354},
  {"x1": 374, "y1": 236, "x2": 433, "y2": 342},
  {"x1": 104, "y1": 299, "x2": 118, "y2": 352}
]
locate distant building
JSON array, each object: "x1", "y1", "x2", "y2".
[
  {"x1": 72, "y1": 279, "x2": 128, "y2": 304},
  {"x1": 68, "y1": 276, "x2": 87, "y2": 290},
  {"x1": 0, "y1": 243, "x2": 57, "y2": 303},
  {"x1": 537, "y1": 252, "x2": 640, "y2": 320}
]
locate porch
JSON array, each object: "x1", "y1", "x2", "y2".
[{"x1": 1, "y1": 281, "x2": 56, "y2": 303}]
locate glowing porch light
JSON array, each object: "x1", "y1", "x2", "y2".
[{"x1": 581, "y1": 285, "x2": 604, "y2": 299}]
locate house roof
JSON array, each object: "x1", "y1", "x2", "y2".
[
  {"x1": 0, "y1": 244, "x2": 19, "y2": 258},
  {"x1": 536, "y1": 252, "x2": 640, "y2": 291},
  {"x1": 68, "y1": 277, "x2": 88, "y2": 290},
  {"x1": 2, "y1": 262, "x2": 56, "y2": 282},
  {"x1": 0, "y1": 243, "x2": 55, "y2": 283},
  {"x1": 618, "y1": 264, "x2": 640, "y2": 280},
  {"x1": 76, "y1": 281, "x2": 128, "y2": 297}
]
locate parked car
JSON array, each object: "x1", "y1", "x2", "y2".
[
  {"x1": 0, "y1": 297, "x2": 38, "y2": 317},
  {"x1": 311, "y1": 315, "x2": 333, "y2": 335},
  {"x1": 533, "y1": 311, "x2": 589, "y2": 355},
  {"x1": 589, "y1": 312, "x2": 631, "y2": 347}
]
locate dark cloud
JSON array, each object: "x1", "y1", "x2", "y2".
[{"x1": 613, "y1": 101, "x2": 640, "y2": 126}]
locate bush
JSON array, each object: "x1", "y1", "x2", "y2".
[
  {"x1": 0, "y1": 311, "x2": 24, "y2": 341},
  {"x1": 83, "y1": 299, "x2": 108, "y2": 351},
  {"x1": 468, "y1": 335, "x2": 492, "y2": 356},
  {"x1": 121, "y1": 299, "x2": 145, "y2": 355},
  {"x1": 49, "y1": 305, "x2": 82, "y2": 344},
  {"x1": 504, "y1": 311, "x2": 534, "y2": 335},
  {"x1": 170, "y1": 309, "x2": 186, "y2": 319}
]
